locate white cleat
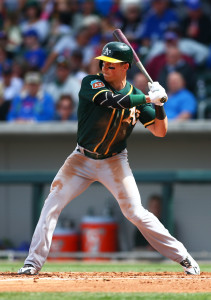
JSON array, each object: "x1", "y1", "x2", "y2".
[
  {"x1": 180, "y1": 255, "x2": 200, "y2": 275},
  {"x1": 18, "y1": 264, "x2": 38, "y2": 275}
]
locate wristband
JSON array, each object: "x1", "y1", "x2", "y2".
[{"x1": 155, "y1": 105, "x2": 166, "y2": 120}]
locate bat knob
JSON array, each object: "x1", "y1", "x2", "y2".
[{"x1": 160, "y1": 96, "x2": 168, "y2": 103}]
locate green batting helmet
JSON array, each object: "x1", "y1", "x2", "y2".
[{"x1": 95, "y1": 42, "x2": 133, "y2": 68}]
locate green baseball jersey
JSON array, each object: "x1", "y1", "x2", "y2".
[{"x1": 77, "y1": 73, "x2": 155, "y2": 155}]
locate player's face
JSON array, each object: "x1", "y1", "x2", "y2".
[{"x1": 102, "y1": 61, "x2": 127, "y2": 83}]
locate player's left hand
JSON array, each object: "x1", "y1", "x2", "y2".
[
  {"x1": 148, "y1": 89, "x2": 168, "y2": 106},
  {"x1": 148, "y1": 82, "x2": 168, "y2": 106}
]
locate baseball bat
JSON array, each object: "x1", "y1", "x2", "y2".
[{"x1": 113, "y1": 29, "x2": 167, "y2": 103}]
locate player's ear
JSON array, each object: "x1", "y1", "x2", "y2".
[{"x1": 123, "y1": 63, "x2": 129, "y2": 71}]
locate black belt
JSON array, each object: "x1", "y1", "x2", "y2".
[{"x1": 77, "y1": 148, "x2": 120, "y2": 160}]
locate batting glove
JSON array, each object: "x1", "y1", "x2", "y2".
[
  {"x1": 148, "y1": 82, "x2": 165, "y2": 93},
  {"x1": 148, "y1": 82, "x2": 168, "y2": 106},
  {"x1": 148, "y1": 90, "x2": 168, "y2": 106}
]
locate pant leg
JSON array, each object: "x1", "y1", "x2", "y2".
[
  {"x1": 25, "y1": 151, "x2": 94, "y2": 270},
  {"x1": 98, "y1": 150, "x2": 188, "y2": 263}
]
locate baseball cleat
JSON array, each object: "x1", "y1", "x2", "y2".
[
  {"x1": 18, "y1": 264, "x2": 38, "y2": 275},
  {"x1": 180, "y1": 255, "x2": 200, "y2": 275}
]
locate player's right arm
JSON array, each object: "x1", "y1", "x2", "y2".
[
  {"x1": 94, "y1": 91, "x2": 147, "y2": 109},
  {"x1": 79, "y1": 75, "x2": 154, "y2": 109}
]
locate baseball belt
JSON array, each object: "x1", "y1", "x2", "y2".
[{"x1": 77, "y1": 145, "x2": 121, "y2": 160}]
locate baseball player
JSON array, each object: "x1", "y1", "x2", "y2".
[{"x1": 18, "y1": 42, "x2": 200, "y2": 275}]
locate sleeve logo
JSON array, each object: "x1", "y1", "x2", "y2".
[{"x1": 91, "y1": 79, "x2": 105, "y2": 89}]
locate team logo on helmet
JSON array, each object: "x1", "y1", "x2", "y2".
[
  {"x1": 103, "y1": 47, "x2": 112, "y2": 56},
  {"x1": 91, "y1": 79, "x2": 105, "y2": 89}
]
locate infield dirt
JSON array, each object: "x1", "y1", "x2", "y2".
[{"x1": 0, "y1": 272, "x2": 211, "y2": 293}]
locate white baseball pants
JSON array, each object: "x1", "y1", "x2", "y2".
[{"x1": 25, "y1": 148, "x2": 188, "y2": 271}]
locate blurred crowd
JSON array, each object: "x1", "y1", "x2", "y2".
[{"x1": 0, "y1": 0, "x2": 211, "y2": 122}]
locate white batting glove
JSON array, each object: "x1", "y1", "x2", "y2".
[
  {"x1": 148, "y1": 90, "x2": 168, "y2": 106},
  {"x1": 148, "y1": 82, "x2": 162, "y2": 93},
  {"x1": 148, "y1": 82, "x2": 168, "y2": 106},
  {"x1": 148, "y1": 81, "x2": 166, "y2": 93}
]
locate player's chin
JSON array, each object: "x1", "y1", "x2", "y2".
[{"x1": 103, "y1": 72, "x2": 111, "y2": 80}]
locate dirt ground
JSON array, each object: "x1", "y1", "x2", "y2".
[{"x1": 0, "y1": 272, "x2": 211, "y2": 293}]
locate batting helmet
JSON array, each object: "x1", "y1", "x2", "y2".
[{"x1": 95, "y1": 42, "x2": 133, "y2": 68}]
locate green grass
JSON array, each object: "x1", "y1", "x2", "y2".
[
  {"x1": 1, "y1": 260, "x2": 211, "y2": 273},
  {"x1": 0, "y1": 261, "x2": 211, "y2": 300},
  {"x1": 0, "y1": 293, "x2": 211, "y2": 300}
]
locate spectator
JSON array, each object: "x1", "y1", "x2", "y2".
[
  {"x1": 42, "y1": 27, "x2": 94, "y2": 74},
  {"x1": 87, "y1": 57, "x2": 101, "y2": 76},
  {"x1": 68, "y1": 0, "x2": 84, "y2": 33},
  {"x1": 70, "y1": 49, "x2": 88, "y2": 82},
  {"x1": 48, "y1": 0, "x2": 72, "y2": 44},
  {"x1": 3, "y1": 13, "x2": 22, "y2": 55},
  {"x1": 157, "y1": 45, "x2": 196, "y2": 93},
  {"x1": 145, "y1": 28, "x2": 209, "y2": 67},
  {"x1": 0, "y1": 31, "x2": 9, "y2": 52},
  {"x1": 21, "y1": 29, "x2": 47, "y2": 70},
  {"x1": 206, "y1": 45, "x2": 211, "y2": 69},
  {"x1": 20, "y1": 0, "x2": 50, "y2": 43},
  {"x1": 165, "y1": 72, "x2": 197, "y2": 120},
  {"x1": 180, "y1": 0, "x2": 211, "y2": 45},
  {"x1": 0, "y1": 46, "x2": 12, "y2": 77},
  {"x1": 11, "y1": 59, "x2": 26, "y2": 80},
  {"x1": 55, "y1": 94, "x2": 77, "y2": 121},
  {"x1": 44, "y1": 56, "x2": 80, "y2": 110},
  {"x1": 95, "y1": 0, "x2": 113, "y2": 17},
  {"x1": 7, "y1": 71, "x2": 55, "y2": 122},
  {"x1": 0, "y1": 63, "x2": 23, "y2": 121},
  {"x1": 81, "y1": 15, "x2": 102, "y2": 47},
  {"x1": 133, "y1": 194, "x2": 162, "y2": 251},
  {"x1": 120, "y1": 2, "x2": 143, "y2": 51},
  {"x1": 70, "y1": 0, "x2": 99, "y2": 33},
  {"x1": 1, "y1": 63, "x2": 23, "y2": 99},
  {"x1": 101, "y1": 1, "x2": 123, "y2": 31},
  {"x1": 140, "y1": 0, "x2": 179, "y2": 47},
  {"x1": 146, "y1": 38, "x2": 195, "y2": 81}
]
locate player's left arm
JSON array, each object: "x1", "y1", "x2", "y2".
[
  {"x1": 145, "y1": 82, "x2": 168, "y2": 137},
  {"x1": 146, "y1": 104, "x2": 168, "y2": 137}
]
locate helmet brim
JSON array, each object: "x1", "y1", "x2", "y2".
[{"x1": 95, "y1": 55, "x2": 124, "y2": 63}]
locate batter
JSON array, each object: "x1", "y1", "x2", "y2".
[{"x1": 18, "y1": 42, "x2": 200, "y2": 275}]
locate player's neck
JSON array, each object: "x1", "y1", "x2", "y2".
[{"x1": 109, "y1": 78, "x2": 127, "y2": 91}]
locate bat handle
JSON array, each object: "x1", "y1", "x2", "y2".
[{"x1": 160, "y1": 96, "x2": 168, "y2": 103}]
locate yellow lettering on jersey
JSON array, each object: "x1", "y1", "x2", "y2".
[{"x1": 122, "y1": 108, "x2": 141, "y2": 125}]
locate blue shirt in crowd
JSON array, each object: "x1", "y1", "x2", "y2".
[
  {"x1": 141, "y1": 8, "x2": 179, "y2": 42},
  {"x1": 7, "y1": 91, "x2": 55, "y2": 122},
  {"x1": 24, "y1": 48, "x2": 47, "y2": 69},
  {"x1": 164, "y1": 89, "x2": 197, "y2": 119}
]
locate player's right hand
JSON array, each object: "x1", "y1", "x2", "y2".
[{"x1": 148, "y1": 82, "x2": 166, "y2": 93}]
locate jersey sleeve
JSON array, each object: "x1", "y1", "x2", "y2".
[
  {"x1": 79, "y1": 75, "x2": 110, "y2": 102},
  {"x1": 138, "y1": 103, "x2": 156, "y2": 127}
]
